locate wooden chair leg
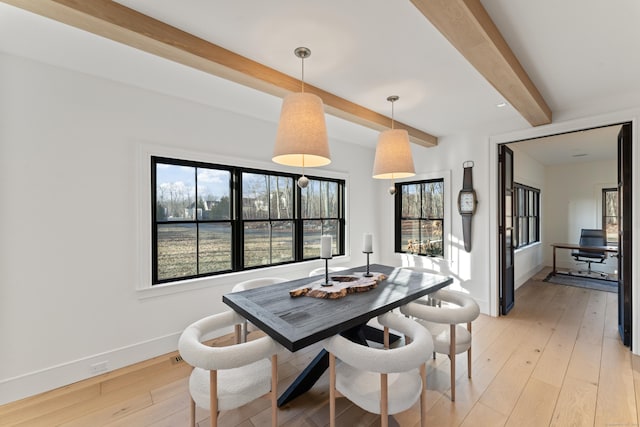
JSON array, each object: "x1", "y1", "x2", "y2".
[
  {"x1": 210, "y1": 370, "x2": 218, "y2": 427},
  {"x1": 384, "y1": 326, "x2": 389, "y2": 349},
  {"x1": 420, "y1": 364, "x2": 427, "y2": 427},
  {"x1": 381, "y1": 373, "x2": 388, "y2": 427},
  {"x1": 467, "y1": 321, "x2": 472, "y2": 378},
  {"x1": 234, "y1": 324, "x2": 242, "y2": 344},
  {"x1": 329, "y1": 353, "x2": 336, "y2": 427},
  {"x1": 271, "y1": 354, "x2": 278, "y2": 427},
  {"x1": 190, "y1": 398, "x2": 196, "y2": 427},
  {"x1": 450, "y1": 324, "x2": 456, "y2": 402}
]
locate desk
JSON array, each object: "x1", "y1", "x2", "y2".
[
  {"x1": 551, "y1": 243, "x2": 618, "y2": 275},
  {"x1": 223, "y1": 264, "x2": 452, "y2": 406}
]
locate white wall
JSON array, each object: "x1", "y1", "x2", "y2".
[
  {"x1": 0, "y1": 53, "x2": 378, "y2": 404},
  {"x1": 376, "y1": 133, "x2": 493, "y2": 314},
  {"x1": 510, "y1": 146, "x2": 546, "y2": 289},
  {"x1": 543, "y1": 160, "x2": 617, "y2": 273}
]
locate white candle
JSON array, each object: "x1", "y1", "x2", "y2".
[
  {"x1": 320, "y1": 235, "x2": 332, "y2": 259},
  {"x1": 363, "y1": 233, "x2": 373, "y2": 253}
]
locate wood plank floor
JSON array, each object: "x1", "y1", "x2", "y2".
[{"x1": 2, "y1": 268, "x2": 638, "y2": 426}]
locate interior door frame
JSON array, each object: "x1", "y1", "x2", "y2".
[{"x1": 488, "y1": 113, "x2": 638, "y2": 354}]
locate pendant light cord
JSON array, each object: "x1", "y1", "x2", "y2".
[{"x1": 301, "y1": 56, "x2": 305, "y2": 93}]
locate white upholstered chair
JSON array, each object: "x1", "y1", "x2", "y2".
[
  {"x1": 324, "y1": 312, "x2": 433, "y2": 427},
  {"x1": 178, "y1": 311, "x2": 281, "y2": 427},
  {"x1": 231, "y1": 277, "x2": 287, "y2": 342},
  {"x1": 400, "y1": 289, "x2": 480, "y2": 401}
]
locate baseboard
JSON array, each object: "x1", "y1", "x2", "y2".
[
  {"x1": 515, "y1": 264, "x2": 546, "y2": 290},
  {"x1": 0, "y1": 331, "x2": 182, "y2": 406}
]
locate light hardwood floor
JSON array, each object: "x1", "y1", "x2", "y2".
[{"x1": 2, "y1": 269, "x2": 639, "y2": 426}]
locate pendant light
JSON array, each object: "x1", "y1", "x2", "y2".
[
  {"x1": 372, "y1": 95, "x2": 416, "y2": 195},
  {"x1": 273, "y1": 47, "x2": 330, "y2": 188}
]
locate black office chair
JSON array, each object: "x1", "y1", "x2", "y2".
[{"x1": 572, "y1": 229, "x2": 607, "y2": 277}]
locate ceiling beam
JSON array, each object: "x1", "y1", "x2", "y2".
[
  {"x1": 411, "y1": 0, "x2": 552, "y2": 126},
  {"x1": 2, "y1": 0, "x2": 438, "y2": 147}
]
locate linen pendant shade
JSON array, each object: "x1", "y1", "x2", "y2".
[
  {"x1": 372, "y1": 96, "x2": 415, "y2": 194},
  {"x1": 272, "y1": 47, "x2": 331, "y2": 188},
  {"x1": 372, "y1": 128, "x2": 415, "y2": 179},
  {"x1": 273, "y1": 91, "x2": 330, "y2": 168}
]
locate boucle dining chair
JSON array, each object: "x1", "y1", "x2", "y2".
[
  {"x1": 324, "y1": 311, "x2": 433, "y2": 427},
  {"x1": 231, "y1": 277, "x2": 287, "y2": 342},
  {"x1": 178, "y1": 310, "x2": 281, "y2": 427},
  {"x1": 400, "y1": 289, "x2": 480, "y2": 401}
]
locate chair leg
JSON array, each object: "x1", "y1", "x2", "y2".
[
  {"x1": 271, "y1": 354, "x2": 278, "y2": 427},
  {"x1": 381, "y1": 373, "x2": 388, "y2": 427},
  {"x1": 210, "y1": 370, "x2": 218, "y2": 427},
  {"x1": 450, "y1": 324, "x2": 456, "y2": 402},
  {"x1": 384, "y1": 326, "x2": 389, "y2": 349},
  {"x1": 234, "y1": 324, "x2": 242, "y2": 344},
  {"x1": 190, "y1": 398, "x2": 196, "y2": 427},
  {"x1": 467, "y1": 322, "x2": 472, "y2": 379},
  {"x1": 329, "y1": 353, "x2": 336, "y2": 427},
  {"x1": 420, "y1": 364, "x2": 427, "y2": 427}
]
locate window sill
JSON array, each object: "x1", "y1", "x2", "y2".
[{"x1": 136, "y1": 255, "x2": 352, "y2": 300}]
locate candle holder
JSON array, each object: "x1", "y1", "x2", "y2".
[
  {"x1": 363, "y1": 251, "x2": 373, "y2": 277},
  {"x1": 321, "y1": 257, "x2": 333, "y2": 287}
]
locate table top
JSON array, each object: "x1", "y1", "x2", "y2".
[
  {"x1": 551, "y1": 243, "x2": 618, "y2": 252},
  {"x1": 223, "y1": 264, "x2": 452, "y2": 352}
]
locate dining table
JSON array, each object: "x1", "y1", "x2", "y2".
[{"x1": 222, "y1": 263, "x2": 453, "y2": 406}]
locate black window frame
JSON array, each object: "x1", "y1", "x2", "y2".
[
  {"x1": 602, "y1": 187, "x2": 618, "y2": 246},
  {"x1": 513, "y1": 182, "x2": 540, "y2": 249},
  {"x1": 151, "y1": 156, "x2": 345, "y2": 285},
  {"x1": 394, "y1": 178, "x2": 445, "y2": 257}
]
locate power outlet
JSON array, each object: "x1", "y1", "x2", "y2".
[{"x1": 89, "y1": 361, "x2": 109, "y2": 375}]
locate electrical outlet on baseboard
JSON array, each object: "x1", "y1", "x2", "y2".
[{"x1": 89, "y1": 361, "x2": 109, "y2": 375}]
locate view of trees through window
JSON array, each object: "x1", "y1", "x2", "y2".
[
  {"x1": 395, "y1": 179, "x2": 444, "y2": 257},
  {"x1": 602, "y1": 188, "x2": 618, "y2": 245},
  {"x1": 152, "y1": 157, "x2": 344, "y2": 284}
]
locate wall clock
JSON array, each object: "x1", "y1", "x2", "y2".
[{"x1": 457, "y1": 161, "x2": 477, "y2": 252}]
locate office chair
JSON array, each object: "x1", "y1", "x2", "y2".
[{"x1": 572, "y1": 228, "x2": 607, "y2": 277}]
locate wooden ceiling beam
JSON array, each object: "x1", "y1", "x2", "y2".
[
  {"x1": 411, "y1": 0, "x2": 552, "y2": 126},
  {"x1": 2, "y1": 0, "x2": 438, "y2": 147}
]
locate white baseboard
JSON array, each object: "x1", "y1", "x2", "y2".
[
  {"x1": 0, "y1": 332, "x2": 182, "y2": 406},
  {"x1": 515, "y1": 264, "x2": 546, "y2": 290}
]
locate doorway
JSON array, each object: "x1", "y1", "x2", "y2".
[{"x1": 496, "y1": 123, "x2": 632, "y2": 346}]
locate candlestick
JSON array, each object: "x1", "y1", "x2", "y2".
[
  {"x1": 320, "y1": 235, "x2": 332, "y2": 259},
  {"x1": 321, "y1": 258, "x2": 333, "y2": 287},
  {"x1": 363, "y1": 233, "x2": 373, "y2": 253},
  {"x1": 364, "y1": 252, "x2": 373, "y2": 277}
]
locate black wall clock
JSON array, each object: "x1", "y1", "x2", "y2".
[{"x1": 457, "y1": 161, "x2": 478, "y2": 252}]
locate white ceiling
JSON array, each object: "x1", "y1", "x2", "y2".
[{"x1": 1, "y1": 0, "x2": 639, "y2": 155}]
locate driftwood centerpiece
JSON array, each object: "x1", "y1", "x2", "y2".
[{"x1": 289, "y1": 272, "x2": 387, "y2": 299}]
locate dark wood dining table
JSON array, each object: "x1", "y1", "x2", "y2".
[{"x1": 223, "y1": 263, "x2": 452, "y2": 406}]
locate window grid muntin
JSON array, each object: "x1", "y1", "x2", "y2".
[
  {"x1": 513, "y1": 183, "x2": 540, "y2": 249},
  {"x1": 152, "y1": 157, "x2": 345, "y2": 284},
  {"x1": 395, "y1": 178, "x2": 445, "y2": 257},
  {"x1": 602, "y1": 187, "x2": 618, "y2": 245}
]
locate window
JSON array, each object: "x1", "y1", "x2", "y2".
[
  {"x1": 513, "y1": 183, "x2": 540, "y2": 249},
  {"x1": 602, "y1": 187, "x2": 618, "y2": 245},
  {"x1": 395, "y1": 179, "x2": 444, "y2": 257},
  {"x1": 152, "y1": 157, "x2": 344, "y2": 285}
]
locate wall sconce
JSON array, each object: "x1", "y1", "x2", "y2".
[{"x1": 273, "y1": 47, "x2": 331, "y2": 188}]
